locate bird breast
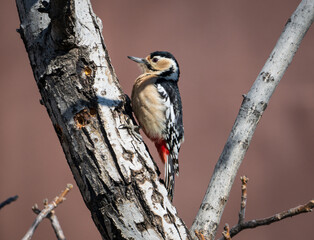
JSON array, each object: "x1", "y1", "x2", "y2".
[{"x1": 131, "y1": 75, "x2": 166, "y2": 140}]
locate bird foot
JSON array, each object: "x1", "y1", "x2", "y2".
[{"x1": 119, "y1": 119, "x2": 142, "y2": 142}]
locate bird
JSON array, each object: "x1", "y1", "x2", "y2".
[{"x1": 128, "y1": 51, "x2": 184, "y2": 201}]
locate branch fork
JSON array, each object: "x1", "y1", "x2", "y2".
[
  {"x1": 219, "y1": 177, "x2": 314, "y2": 240},
  {"x1": 22, "y1": 184, "x2": 73, "y2": 240}
]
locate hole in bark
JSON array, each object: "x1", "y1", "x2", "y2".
[
  {"x1": 74, "y1": 108, "x2": 97, "y2": 129},
  {"x1": 89, "y1": 107, "x2": 97, "y2": 116},
  {"x1": 84, "y1": 66, "x2": 92, "y2": 76}
]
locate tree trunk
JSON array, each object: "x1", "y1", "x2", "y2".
[{"x1": 16, "y1": 0, "x2": 191, "y2": 239}]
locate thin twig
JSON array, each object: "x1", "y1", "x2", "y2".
[
  {"x1": 32, "y1": 203, "x2": 66, "y2": 240},
  {"x1": 219, "y1": 177, "x2": 314, "y2": 239},
  {"x1": 238, "y1": 176, "x2": 248, "y2": 224},
  {"x1": 0, "y1": 195, "x2": 18, "y2": 209},
  {"x1": 22, "y1": 184, "x2": 73, "y2": 240},
  {"x1": 222, "y1": 224, "x2": 231, "y2": 240},
  {"x1": 49, "y1": 213, "x2": 66, "y2": 240},
  {"x1": 218, "y1": 200, "x2": 314, "y2": 240},
  {"x1": 222, "y1": 176, "x2": 248, "y2": 240},
  {"x1": 230, "y1": 200, "x2": 314, "y2": 237}
]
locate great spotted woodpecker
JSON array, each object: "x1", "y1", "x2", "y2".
[{"x1": 128, "y1": 51, "x2": 184, "y2": 200}]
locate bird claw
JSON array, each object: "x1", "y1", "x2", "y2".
[{"x1": 119, "y1": 122, "x2": 142, "y2": 142}]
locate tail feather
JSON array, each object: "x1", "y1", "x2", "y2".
[
  {"x1": 165, "y1": 154, "x2": 176, "y2": 201},
  {"x1": 155, "y1": 140, "x2": 176, "y2": 200}
]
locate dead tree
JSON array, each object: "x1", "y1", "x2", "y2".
[{"x1": 16, "y1": 0, "x2": 314, "y2": 239}]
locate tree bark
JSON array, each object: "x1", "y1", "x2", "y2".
[
  {"x1": 16, "y1": 0, "x2": 191, "y2": 239},
  {"x1": 190, "y1": 1, "x2": 314, "y2": 239}
]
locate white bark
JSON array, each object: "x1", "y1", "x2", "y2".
[
  {"x1": 190, "y1": 1, "x2": 314, "y2": 239},
  {"x1": 16, "y1": 0, "x2": 191, "y2": 239}
]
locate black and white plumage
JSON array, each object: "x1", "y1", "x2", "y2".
[
  {"x1": 128, "y1": 51, "x2": 184, "y2": 201},
  {"x1": 156, "y1": 79, "x2": 184, "y2": 197}
]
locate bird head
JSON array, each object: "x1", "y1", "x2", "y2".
[{"x1": 128, "y1": 51, "x2": 180, "y2": 81}]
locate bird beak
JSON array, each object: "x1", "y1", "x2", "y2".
[{"x1": 127, "y1": 56, "x2": 145, "y2": 64}]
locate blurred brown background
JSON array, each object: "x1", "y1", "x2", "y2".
[{"x1": 1, "y1": 0, "x2": 314, "y2": 239}]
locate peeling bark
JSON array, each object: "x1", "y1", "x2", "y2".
[{"x1": 16, "y1": 0, "x2": 191, "y2": 239}]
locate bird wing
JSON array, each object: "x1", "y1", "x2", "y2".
[{"x1": 155, "y1": 79, "x2": 184, "y2": 199}]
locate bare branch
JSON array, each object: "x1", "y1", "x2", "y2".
[
  {"x1": 0, "y1": 195, "x2": 18, "y2": 210},
  {"x1": 32, "y1": 203, "x2": 66, "y2": 240},
  {"x1": 238, "y1": 176, "x2": 248, "y2": 224},
  {"x1": 191, "y1": 1, "x2": 314, "y2": 239},
  {"x1": 218, "y1": 177, "x2": 314, "y2": 240},
  {"x1": 220, "y1": 176, "x2": 248, "y2": 240},
  {"x1": 218, "y1": 200, "x2": 314, "y2": 240},
  {"x1": 22, "y1": 184, "x2": 73, "y2": 240}
]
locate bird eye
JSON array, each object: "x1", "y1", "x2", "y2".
[{"x1": 152, "y1": 57, "x2": 158, "y2": 63}]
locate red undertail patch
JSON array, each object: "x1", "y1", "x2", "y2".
[{"x1": 155, "y1": 140, "x2": 169, "y2": 164}]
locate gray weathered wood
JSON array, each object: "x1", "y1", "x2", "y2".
[{"x1": 16, "y1": 0, "x2": 191, "y2": 239}]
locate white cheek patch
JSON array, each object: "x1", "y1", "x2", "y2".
[
  {"x1": 169, "y1": 59, "x2": 178, "y2": 72},
  {"x1": 160, "y1": 58, "x2": 179, "y2": 80}
]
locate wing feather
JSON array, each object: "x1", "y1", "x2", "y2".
[{"x1": 156, "y1": 79, "x2": 184, "y2": 199}]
